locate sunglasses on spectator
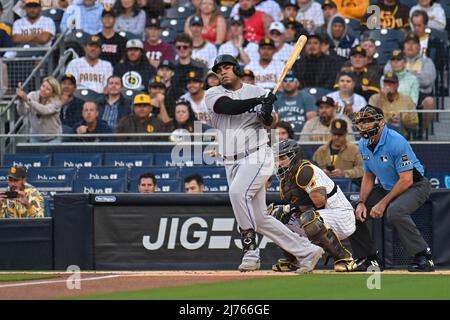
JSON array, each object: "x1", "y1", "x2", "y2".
[
  {"x1": 283, "y1": 77, "x2": 296, "y2": 82},
  {"x1": 176, "y1": 45, "x2": 190, "y2": 50}
]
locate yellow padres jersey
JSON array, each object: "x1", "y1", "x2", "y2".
[{"x1": 1, "y1": 183, "x2": 44, "y2": 218}]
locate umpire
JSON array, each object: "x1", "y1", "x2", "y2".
[{"x1": 350, "y1": 105, "x2": 434, "y2": 272}]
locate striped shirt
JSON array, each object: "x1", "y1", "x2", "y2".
[
  {"x1": 101, "y1": 100, "x2": 119, "y2": 129},
  {"x1": 246, "y1": 59, "x2": 284, "y2": 90},
  {"x1": 192, "y1": 41, "x2": 218, "y2": 69},
  {"x1": 12, "y1": 16, "x2": 55, "y2": 47},
  {"x1": 65, "y1": 57, "x2": 113, "y2": 93}
]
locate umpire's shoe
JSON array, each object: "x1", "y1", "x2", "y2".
[
  {"x1": 352, "y1": 252, "x2": 384, "y2": 272},
  {"x1": 408, "y1": 248, "x2": 435, "y2": 272}
]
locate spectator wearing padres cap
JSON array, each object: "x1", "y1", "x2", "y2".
[
  {"x1": 340, "y1": 45, "x2": 381, "y2": 101},
  {"x1": 143, "y1": 18, "x2": 175, "y2": 70},
  {"x1": 189, "y1": 15, "x2": 218, "y2": 69},
  {"x1": 180, "y1": 70, "x2": 209, "y2": 122},
  {"x1": 116, "y1": 93, "x2": 165, "y2": 141},
  {"x1": 246, "y1": 37, "x2": 284, "y2": 90},
  {"x1": 148, "y1": 75, "x2": 171, "y2": 124},
  {"x1": 218, "y1": 15, "x2": 257, "y2": 66},
  {"x1": 0, "y1": 166, "x2": 44, "y2": 218},
  {"x1": 240, "y1": 69, "x2": 256, "y2": 85},
  {"x1": 156, "y1": 59, "x2": 185, "y2": 116},
  {"x1": 281, "y1": 0, "x2": 299, "y2": 20},
  {"x1": 283, "y1": 16, "x2": 308, "y2": 45},
  {"x1": 313, "y1": 118, "x2": 363, "y2": 179},
  {"x1": 97, "y1": 7, "x2": 127, "y2": 66},
  {"x1": 293, "y1": 34, "x2": 343, "y2": 90},
  {"x1": 12, "y1": 0, "x2": 55, "y2": 47},
  {"x1": 369, "y1": 71, "x2": 418, "y2": 137},
  {"x1": 382, "y1": 49, "x2": 419, "y2": 106},
  {"x1": 300, "y1": 95, "x2": 354, "y2": 142},
  {"x1": 65, "y1": 35, "x2": 113, "y2": 93},
  {"x1": 314, "y1": 0, "x2": 337, "y2": 35},
  {"x1": 113, "y1": 0, "x2": 147, "y2": 37},
  {"x1": 113, "y1": 39, "x2": 157, "y2": 91},
  {"x1": 60, "y1": 73, "x2": 84, "y2": 132}
]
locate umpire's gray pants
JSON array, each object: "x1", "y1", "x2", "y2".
[{"x1": 350, "y1": 178, "x2": 431, "y2": 257}]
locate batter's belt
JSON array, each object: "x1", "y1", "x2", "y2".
[{"x1": 223, "y1": 145, "x2": 263, "y2": 161}]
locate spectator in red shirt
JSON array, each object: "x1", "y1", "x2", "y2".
[{"x1": 143, "y1": 18, "x2": 175, "y2": 70}]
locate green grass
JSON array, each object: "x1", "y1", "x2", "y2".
[
  {"x1": 0, "y1": 274, "x2": 60, "y2": 282},
  {"x1": 75, "y1": 274, "x2": 450, "y2": 300}
]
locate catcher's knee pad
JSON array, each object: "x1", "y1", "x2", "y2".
[
  {"x1": 298, "y1": 210, "x2": 352, "y2": 263},
  {"x1": 241, "y1": 228, "x2": 257, "y2": 253}
]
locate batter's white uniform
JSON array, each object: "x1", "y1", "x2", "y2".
[
  {"x1": 205, "y1": 83, "x2": 320, "y2": 265},
  {"x1": 285, "y1": 163, "x2": 356, "y2": 240},
  {"x1": 65, "y1": 57, "x2": 113, "y2": 93},
  {"x1": 246, "y1": 59, "x2": 284, "y2": 90}
]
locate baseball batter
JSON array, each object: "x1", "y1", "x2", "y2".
[
  {"x1": 269, "y1": 139, "x2": 362, "y2": 272},
  {"x1": 205, "y1": 54, "x2": 324, "y2": 273}
]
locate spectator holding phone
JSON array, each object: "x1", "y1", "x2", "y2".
[{"x1": 0, "y1": 166, "x2": 44, "y2": 218}]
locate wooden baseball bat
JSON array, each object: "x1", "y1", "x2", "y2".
[{"x1": 272, "y1": 35, "x2": 308, "y2": 95}]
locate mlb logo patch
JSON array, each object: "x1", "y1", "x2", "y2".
[
  {"x1": 362, "y1": 155, "x2": 370, "y2": 160},
  {"x1": 402, "y1": 154, "x2": 408, "y2": 161},
  {"x1": 380, "y1": 156, "x2": 389, "y2": 162}
]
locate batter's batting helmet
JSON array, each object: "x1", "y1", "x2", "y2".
[{"x1": 212, "y1": 54, "x2": 243, "y2": 76}]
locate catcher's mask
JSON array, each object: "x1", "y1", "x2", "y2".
[
  {"x1": 352, "y1": 105, "x2": 384, "y2": 145},
  {"x1": 272, "y1": 139, "x2": 303, "y2": 180}
]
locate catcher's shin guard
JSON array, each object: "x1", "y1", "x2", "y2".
[{"x1": 298, "y1": 210, "x2": 357, "y2": 272}]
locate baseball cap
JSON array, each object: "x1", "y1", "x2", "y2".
[
  {"x1": 102, "y1": 7, "x2": 116, "y2": 18},
  {"x1": 190, "y1": 16, "x2": 204, "y2": 27},
  {"x1": 390, "y1": 49, "x2": 405, "y2": 60},
  {"x1": 269, "y1": 22, "x2": 286, "y2": 34},
  {"x1": 229, "y1": 15, "x2": 245, "y2": 26},
  {"x1": 8, "y1": 166, "x2": 27, "y2": 180},
  {"x1": 259, "y1": 37, "x2": 276, "y2": 48},
  {"x1": 404, "y1": 32, "x2": 420, "y2": 44},
  {"x1": 283, "y1": 69, "x2": 297, "y2": 81},
  {"x1": 241, "y1": 69, "x2": 255, "y2": 79},
  {"x1": 316, "y1": 96, "x2": 335, "y2": 107},
  {"x1": 149, "y1": 75, "x2": 166, "y2": 88},
  {"x1": 61, "y1": 73, "x2": 76, "y2": 85},
  {"x1": 284, "y1": 17, "x2": 301, "y2": 28},
  {"x1": 282, "y1": 0, "x2": 298, "y2": 8},
  {"x1": 308, "y1": 33, "x2": 322, "y2": 42},
  {"x1": 87, "y1": 35, "x2": 102, "y2": 46},
  {"x1": 330, "y1": 119, "x2": 347, "y2": 135},
  {"x1": 133, "y1": 93, "x2": 152, "y2": 105},
  {"x1": 350, "y1": 45, "x2": 366, "y2": 57},
  {"x1": 322, "y1": 0, "x2": 337, "y2": 9},
  {"x1": 332, "y1": 16, "x2": 346, "y2": 26},
  {"x1": 126, "y1": 39, "x2": 144, "y2": 50},
  {"x1": 146, "y1": 18, "x2": 160, "y2": 29},
  {"x1": 158, "y1": 59, "x2": 175, "y2": 70},
  {"x1": 25, "y1": 0, "x2": 41, "y2": 6},
  {"x1": 186, "y1": 70, "x2": 203, "y2": 82},
  {"x1": 383, "y1": 71, "x2": 399, "y2": 83}
]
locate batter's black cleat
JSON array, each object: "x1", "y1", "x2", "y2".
[{"x1": 408, "y1": 249, "x2": 435, "y2": 272}]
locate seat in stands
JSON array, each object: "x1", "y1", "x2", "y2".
[
  {"x1": 27, "y1": 167, "x2": 77, "y2": 185},
  {"x1": 104, "y1": 153, "x2": 153, "y2": 168},
  {"x1": 77, "y1": 167, "x2": 128, "y2": 181},
  {"x1": 129, "y1": 166, "x2": 180, "y2": 181},
  {"x1": 3, "y1": 154, "x2": 52, "y2": 169},
  {"x1": 203, "y1": 179, "x2": 229, "y2": 192},
  {"x1": 53, "y1": 153, "x2": 103, "y2": 168},
  {"x1": 129, "y1": 179, "x2": 181, "y2": 193},
  {"x1": 73, "y1": 179, "x2": 126, "y2": 193},
  {"x1": 181, "y1": 166, "x2": 227, "y2": 180}
]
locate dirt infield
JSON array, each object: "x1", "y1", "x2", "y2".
[{"x1": 0, "y1": 270, "x2": 449, "y2": 300}]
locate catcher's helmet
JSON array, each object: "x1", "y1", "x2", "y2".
[
  {"x1": 212, "y1": 54, "x2": 243, "y2": 76},
  {"x1": 272, "y1": 139, "x2": 304, "y2": 179},
  {"x1": 352, "y1": 105, "x2": 384, "y2": 144}
]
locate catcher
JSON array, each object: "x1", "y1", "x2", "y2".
[{"x1": 269, "y1": 139, "x2": 363, "y2": 272}]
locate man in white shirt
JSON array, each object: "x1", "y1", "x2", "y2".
[
  {"x1": 327, "y1": 71, "x2": 367, "y2": 116},
  {"x1": 12, "y1": 0, "x2": 55, "y2": 47},
  {"x1": 268, "y1": 21, "x2": 293, "y2": 64},
  {"x1": 246, "y1": 36, "x2": 284, "y2": 90},
  {"x1": 180, "y1": 70, "x2": 208, "y2": 122},
  {"x1": 65, "y1": 35, "x2": 113, "y2": 93},
  {"x1": 190, "y1": 15, "x2": 217, "y2": 69}
]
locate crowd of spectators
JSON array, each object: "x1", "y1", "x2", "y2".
[{"x1": 0, "y1": 0, "x2": 446, "y2": 142}]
